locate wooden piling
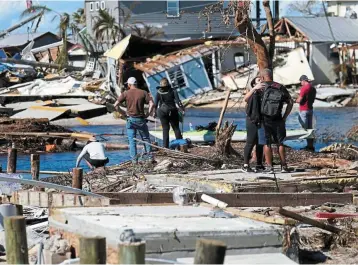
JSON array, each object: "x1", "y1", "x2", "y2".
[
  {"x1": 7, "y1": 148, "x2": 17, "y2": 173},
  {"x1": 4, "y1": 216, "x2": 29, "y2": 264},
  {"x1": 80, "y1": 237, "x2": 106, "y2": 264},
  {"x1": 118, "y1": 241, "x2": 146, "y2": 264},
  {"x1": 194, "y1": 239, "x2": 227, "y2": 264},
  {"x1": 15, "y1": 204, "x2": 23, "y2": 216},
  {"x1": 31, "y1": 154, "x2": 44, "y2": 191},
  {"x1": 72, "y1": 168, "x2": 83, "y2": 190}
]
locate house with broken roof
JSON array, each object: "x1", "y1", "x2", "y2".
[
  {"x1": 273, "y1": 16, "x2": 358, "y2": 84},
  {"x1": 0, "y1": 32, "x2": 62, "y2": 57}
]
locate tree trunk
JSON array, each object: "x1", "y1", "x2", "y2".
[
  {"x1": 234, "y1": 1, "x2": 270, "y2": 71},
  {"x1": 263, "y1": 0, "x2": 275, "y2": 69},
  {"x1": 215, "y1": 121, "x2": 237, "y2": 156}
]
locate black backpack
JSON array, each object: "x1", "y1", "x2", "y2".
[
  {"x1": 261, "y1": 82, "x2": 285, "y2": 118},
  {"x1": 246, "y1": 91, "x2": 261, "y2": 126}
]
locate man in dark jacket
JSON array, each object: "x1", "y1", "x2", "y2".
[{"x1": 260, "y1": 69, "x2": 294, "y2": 174}]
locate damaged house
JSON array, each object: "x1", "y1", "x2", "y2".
[{"x1": 274, "y1": 16, "x2": 358, "y2": 84}]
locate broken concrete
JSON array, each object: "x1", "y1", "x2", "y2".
[
  {"x1": 11, "y1": 106, "x2": 70, "y2": 121},
  {"x1": 49, "y1": 205, "x2": 283, "y2": 262}
]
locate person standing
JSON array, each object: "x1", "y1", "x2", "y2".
[
  {"x1": 296, "y1": 75, "x2": 316, "y2": 151},
  {"x1": 260, "y1": 69, "x2": 294, "y2": 173},
  {"x1": 241, "y1": 76, "x2": 266, "y2": 172},
  {"x1": 76, "y1": 138, "x2": 109, "y2": 169},
  {"x1": 154, "y1": 78, "x2": 184, "y2": 148},
  {"x1": 114, "y1": 77, "x2": 154, "y2": 164}
]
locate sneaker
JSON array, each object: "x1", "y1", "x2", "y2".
[
  {"x1": 240, "y1": 165, "x2": 254, "y2": 173},
  {"x1": 263, "y1": 166, "x2": 274, "y2": 174},
  {"x1": 281, "y1": 164, "x2": 291, "y2": 173},
  {"x1": 255, "y1": 165, "x2": 266, "y2": 172}
]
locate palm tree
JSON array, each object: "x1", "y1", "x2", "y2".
[
  {"x1": 72, "y1": 8, "x2": 86, "y2": 26},
  {"x1": 92, "y1": 9, "x2": 122, "y2": 48},
  {"x1": 131, "y1": 24, "x2": 164, "y2": 40},
  {"x1": 55, "y1": 13, "x2": 70, "y2": 69},
  {"x1": 21, "y1": 5, "x2": 71, "y2": 69},
  {"x1": 71, "y1": 8, "x2": 86, "y2": 43}
]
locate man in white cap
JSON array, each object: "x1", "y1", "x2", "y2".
[
  {"x1": 114, "y1": 77, "x2": 154, "y2": 164},
  {"x1": 76, "y1": 137, "x2": 109, "y2": 169}
]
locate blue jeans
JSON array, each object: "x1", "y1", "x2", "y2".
[
  {"x1": 126, "y1": 117, "x2": 152, "y2": 162},
  {"x1": 298, "y1": 110, "x2": 314, "y2": 149},
  {"x1": 299, "y1": 110, "x2": 313, "y2": 130}
]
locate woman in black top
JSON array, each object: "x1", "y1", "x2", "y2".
[
  {"x1": 154, "y1": 78, "x2": 184, "y2": 148},
  {"x1": 241, "y1": 76, "x2": 266, "y2": 173}
]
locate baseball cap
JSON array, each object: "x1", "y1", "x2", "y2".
[
  {"x1": 126, "y1": 77, "x2": 137, "y2": 85},
  {"x1": 299, "y1": 75, "x2": 309, "y2": 82}
]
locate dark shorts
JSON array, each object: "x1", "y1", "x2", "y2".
[
  {"x1": 83, "y1": 153, "x2": 109, "y2": 168},
  {"x1": 263, "y1": 118, "x2": 286, "y2": 145}
]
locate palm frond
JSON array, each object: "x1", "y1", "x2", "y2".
[{"x1": 21, "y1": 5, "x2": 52, "y2": 18}]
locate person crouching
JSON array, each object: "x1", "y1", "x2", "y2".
[{"x1": 76, "y1": 137, "x2": 109, "y2": 169}]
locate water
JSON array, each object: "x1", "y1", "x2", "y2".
[{"x1": 0, "y1": 107, "x2": 356, "y2": 177}]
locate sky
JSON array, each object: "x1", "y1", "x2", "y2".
[
  {"x1": 0, "y1": 0, "x2": 84, "y2": 34},
  {"x1": 0, "y1": 0, "x2": 297, "y2": 35}
]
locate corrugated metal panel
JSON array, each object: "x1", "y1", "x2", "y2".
[
  {"x1": 287, "y1": 16, "x2": 358, "y2": 42},
  {"x1": 0, "y1": 32, "x2": 45, "y2": 48}
]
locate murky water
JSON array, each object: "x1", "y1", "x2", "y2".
[{"x1": 0, "y1": 107, "x2": 356, "y2": 178}]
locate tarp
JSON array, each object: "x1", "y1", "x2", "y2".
[{"x1": 104, "y1": 35, "x2": 131, "y2": 60}]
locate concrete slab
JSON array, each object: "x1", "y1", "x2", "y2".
[
  {"x1": 51, "y1": 114, "x2": 126, "y2": 127},
  {"x1": 54, "y1": 98, "x2": 91, "y2": 106},
  {"x1": 6, "y1": 100, "x2": 52, "y2": 113},
  {"x1": 0, "y1": 95, "x2": 89, "y2": 105},
  {"x1": 11, "y1": 106, "x2": 70, "y2": 121},
  {"x1": 67, "y1": 104, "x2": 107, "y2": 119},
  {"x1": 177, "y1": 253, "x2": 297, "y2": 264},
  {"x1": 50, "y1": 205, "x2": 283, "y2": 258}
]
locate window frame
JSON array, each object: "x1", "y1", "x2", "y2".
[
  {"x1": 166, "y1": 0, "x2": 180, "y2": 18},
  {"x1": 100, "y1": 1, "x2": 105, "y2": 10},
  {"x1": 234, "y1": 52, "x2": 245, "y2": 68},
  {"x1": 90, "y1": 2, "x2": 94, "y2": 11},
  {"x1": 95, "y1": 1, "x2": 100, "y2": 11},
  {"x1": 165, "y1": 65, "x2": 189, "y2": 91}
]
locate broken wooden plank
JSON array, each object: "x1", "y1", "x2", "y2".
[
  {"x1": 225, "y1": 207, "x2": 297, "y2": 225},
  {"x1": 279, "y1": 207, "x2": 342, "y2": 234}
]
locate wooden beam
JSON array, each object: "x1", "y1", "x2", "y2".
[
  {"x1": 96, "y1": 192, "x2": 353, "y2": 207},
  {"x1": 285, "y1": 20, "x2": 292, "y2": 38},
  {"x1": 285, "y1": 19, "x2": 308, "y2": 39}
]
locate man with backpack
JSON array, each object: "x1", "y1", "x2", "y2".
[
  {"x1": 260, "y1": 69, "x2": 294, "y2": 173},
  {"x1": 296, "y1": 75, "x2": 316, "y2": 151}
]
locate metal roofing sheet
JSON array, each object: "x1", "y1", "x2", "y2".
[
  {"x1": 0, "y1": 32, "x2": 45, "y2": 48},
  {"x1": 287, "y1": 16, "x2": 358, "y2": 42}
]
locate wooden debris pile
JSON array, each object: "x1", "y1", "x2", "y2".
[{"x1": 347, "y1": 124, "x2": 358, "y2": 141}]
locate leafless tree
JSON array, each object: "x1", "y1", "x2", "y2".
[{"x1": 288, "y1": 0, "x2": 324, "y2": 17}]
